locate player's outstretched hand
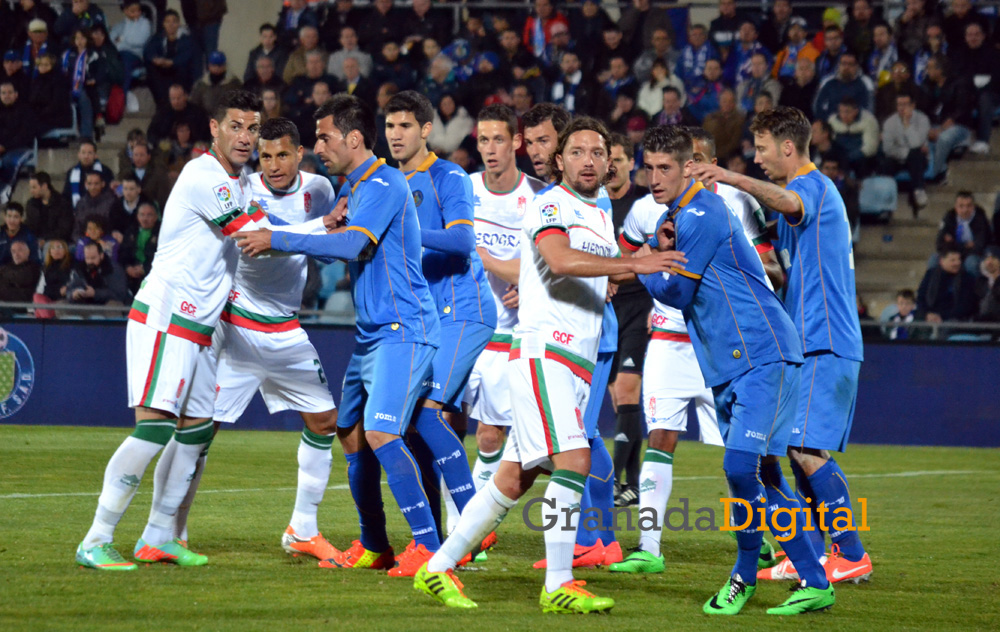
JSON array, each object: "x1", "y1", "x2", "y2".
[
  {"x1": 689, "y1": 162, "x2": 733, "y2": 187},
  {"x1": 629, "y1": 248, "x2": 688, "y2": 276},
  {"x1": 324, "y1": 197, "x2": 349, "y2": 232},
  {"x1": 502, "y1": 284, "x2": 519, "y2": 309},
  {"x1": 234, "y1": 228, "x2": 272, "y2": 257}
]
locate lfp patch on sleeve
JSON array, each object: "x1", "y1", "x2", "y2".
[
  {"x1": 214, "y1": 182, "x2": 238, "y2": 212},
  {"x1": 540, "y1": 202, "x2": 561, "y2": 225}
]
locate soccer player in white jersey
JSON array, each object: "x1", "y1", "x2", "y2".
[
  {"x1": 76, "y1": 91, "x2": 269, "y2": 570},
  {"x1": 610, "y1": 127, "x2": 785, "y2": 574},
  {"x1": 465, "y1": 104, "x2": 547, "y2": 493},
  {"x1": 413, "y1": 117, "x2": 685, "y2": 613},
  {"x1": 209, "y1": 117, "x2": 341, "y2": 562}
]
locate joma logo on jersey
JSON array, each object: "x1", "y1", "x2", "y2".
[
  {"x1": 552, "y1": 331, "x2": 575, "y2": 344},
  {"x1": 374, "y1": 412, "x2": 397, "y2": 422},
  {"x1": 179, "y1": 301, "x2": 197, "y2": 316},
  {"x1": 744, "y1": 429, "x2": 766, "y2": 441}
]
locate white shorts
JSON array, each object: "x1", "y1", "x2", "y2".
[
  {"x1": 503, "y1": 357, "x2": 590, "y2": 470},
  {"x1": 126, "y1": 319, "x2": 218, "y2": 419},
  {"x1": 464, "y1": 348, "x2": 512, "y2": 427},
  {"x1": 642, "y1": 338, "x2": 723, "y2": 446},
  {"x1": 213, "y1": 322, "x2": 335, "y2": 423}
]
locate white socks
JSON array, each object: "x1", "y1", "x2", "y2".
[
  {"x1": 174, "y1": 452, "x2": 207, "y2": 542},
  {"x1": 427, "y1": 477, "x2": 516, "y2": 573},
  {"x1": 142, "y1": 422, "x2": 214, "y2": 546},
  {"x1": 543, "y1": 470, "x2": 587, "y2": 592},
  {"x1": 441, "y1": 475, "x2": 459, "y2": 535},
  {"x1": 289, "y1": 434, "x2": 333, "y2": 538},
  {"x1": 638, "y1": 449, "x2": 674, "y2": 557},
  {"x1": 82, "y1": 436, "x2": 164, "y2": 547},
  {"x1": 471, "y1": 448, "x2": 502, "y2": 491}
]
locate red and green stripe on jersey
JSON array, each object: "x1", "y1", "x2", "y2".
[
  {"x1": 510, "y1": 338, "x2": 595, "y2": 385},
  {"x1": 140, "y1": 330, "x2": 168, "y2": 408},
  {"x1": 129, "y1": 299, "x2": 214, "y2": 346},
  {"x1": 210, "y1": 206, "x2": 256, "y2": 236},
  {"x1": 220, "y1": 302, "x2": 300, "y2": 333},
  {"x1": 651, "y1": 326, "x2": 691, "y2": 342},
  {"x1": 484, "y1": 332, "x2": 512, "y2": 353},
  {"x1": 528, "y1": 358, "x2": 560, "y2": 454}
]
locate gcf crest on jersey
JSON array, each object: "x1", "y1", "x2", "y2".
[
  {"x1": 0, "y1": 327, "x2": 34, "y2": 419},
  {"x1": 540, "y1": 202, "x2": 560, "y2": 225},
  {"x1": 303, "y1": 191, "x2": 312, "y2": 214},
  {"x1": 517, "y1": 195, "x2": 527, "y2": 217},
  {"x1": 214, "y1": 182, "x2": 238, "y2": 212},
  {"x1": 412, "y1": 190, "x2": 424, "y2": 208}
]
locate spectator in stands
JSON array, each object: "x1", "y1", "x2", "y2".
[
  {"x1": 61, "y1": 28, "x2": 104, "y2": 141},
  {"x1": 0, "y1": 202, "x2": 38, "y2": 264},
  {"x1": 2, "y1": 51, "x2": 28, "y2": 96},
  {"x1": 53, "y1": 0, "x2": 105, "y2": 49},
  {"x1": 975, "y1": 248, "x2": 1000, "y2": 322},
  {"x1": 147, "y1": 83, "x2": 210, "y2": 147},
  {"x1": 568, "y1": 0, "x2": 613, "y2": 60},
  {"x1": 12, "y1": 1, "x2": 58, "y2": 50},
  {"x1": 179, "y1": 0, "x2": 227, "y2": 71},
  {"x1": 913, "y1": 23, "x2": 946, "y2": 87},
  {"x1": 773, "y1": 18, "x2": 818, "y2": 80},
  {"x1": 844, "y1": 0, "x2": 877, "y2": 63},
  {"x1": 89, "y1": 24, "x2": 125, "y2": 104},
  {"x1": 633, "y1": 28, "x2": 678, "y2": 85},
  {"x1": 814, "y1": 52, "x2": 874, "y2": 122},
  {"x1": 37, "y1": 239, "x2": 73, "y2": 303},
  {"x1": 163, "y1": 121, "x2": 195, "y2": 172},
  {"x1": 619, "y1": 0, "x2": 674, "y2": 57},
  {"x1": 23, "y1": 19, "x2": 52, "y2": 76},
  {"x1": 819, "y1": 153, "x2": 861, "y2": 229},
  {"x1": 284, "y1": 50, "x2": 339, "y2": 121},
  {"x1": 829, "y1": 97, "x2": 879, "y2": 177},
  {"x1": 321, "y1": 0, "x2": 364, "y2": 50},
  {"x1": 723, "y1": 20, "x2": 771, "y2": 86},
  {"x1": 709, "y1": 0, "x2": 741, "y2": 61},
  {"x1": 606, "y1": 84, "x2": 645, "y2": 135},
  {"x1": 282, "y1": 25, "x2": 325, "y2": 84},
  {"x1": 75, "y1": 214, "x2": 117, "y2": 262},
  {"x1": 591, "y1": 24, "x2": 634, "y2": 81},
  {"x1": 936, "y1": 191, "x2": 992, "y2": 276},
  {"x1": 759, "y1": 0, "x2": 794, "y2": 54},
  {"x1": 119, "y1": 201, "x2": 159, "y2": 295},
  {"x1": 243, "y1": 55, "x2": 284, "y2": 96},
  {"x1": 108, "y1": 173, "x2": 149, "y2": 240},
  {"x1": 260, "y1": 87, "x2": 282, "y2": 125},
  {"x1": 737, "y1": 52, "x2": 780, "y2": 112},
  {"x1": 292, "y1": 79, "x2": 332, "y2": 149},
  {"x1": 923, "y1": 54, "x2": 973, "y2": 181},
  {"x1": 895, "y1": 0, "x2": 933, "y2": 59},
  {"x1": 427, "y1": 93, "x2": 473, "y2": 155},
  {"x1": 0, "y1": 81, "x2": 35, "y2": 201},
  {"x1": 190, "y1": 51, "x2": 242, "y2": 117},
  {"x1": 703, "y1": 88, "x2": 744, "y2": 162},
  {"x1": 276, "y1": 0, "x2": 319, "y2": 50},
  {"x1": 403, "y1": 0, "x2": 451, "y2": 50},
  {"x1": 340, "y1": 57, "x2": 375, "y2": 103},
  {"x1": 420, "y1": 55, "x2": 457, "y2": 107},
  {"x1": 955, "y1": 23, "x2": 997, "y2": 155},
  {"x1": 523, "y1": 0, "x2": 570, "y2": 60},
  {"x1": 327, "y1": 26, "x2": 372, "y2": 82},
  {"x1": 943, "y1": 0, "x2": 988, "y2": 56},
  {"x1": 143, "y1": 9, "x2": 196, "y2": 102},
  {"x1": 63, "y1": 140, "x2": 111, "y2": 208},
  {"x1": 371, "y1": 82, "x2": 397, "y2": 161},
  {"x1": 360, "y1": 0, "x2": 402, "y2": 55},
  {"x1": 25, "y1": 173, "x2": 72, "y2": 243},
  {"x1": 917, "y1": 244, "x2": 978, "y2": 324},
  {"x1": 110, "y1": 0, "x2": 151, "y2": 96},
  {"x1": 884, "y1": 289, "x2": 919, "y2": 340},
  {"x1": 28, "y1": 53, "x2": 73, "y2": 135},
  {"x1": 651, "y1": 85, "x2": 697, "y2": 127},
  {"x1": 497, "y1": 28, "x2": 540, "y2": 87},
  {"x1": 598, "y1": 56, "x2": 637, "y2": 116},
  {"x1": 994, "y1": 199, "x2": 1000, "y2": 249},
  {"x1": 687, "y1": 58, "x2": 725, "y2": 122},
  {"x1": 810, "y1": 120, "x2": 845, "y2": 170},
  {"x1": 875, "y1": 60, "x2": 921, "y2": 124},
  {"x1": 638, "y1": 60, "x2": 685, "y2": 118},
  {"x1": 882, "y1": 92, "x2": 930, "y2": 210},
  {"x1": 0, "y1": 239, "x2": 40, "y2": 308},
  {"x1": 867, "y1": 23, "x2": 898, "y2": 88},
  {"x1": 73, "y1": 171, "x2": 115, "y2": 240},
  {"x1": 815, "y1": 26, "x2": 846, "y2": 82},
  {"x1": 65, "y1": 239, "x2": 130, "y2": 306},
  {"x1": 372, "y1": 41, "x2": 417, "y2": 92},
  {"x1": 779, "y1": 55, "x2": 818, "y2": 119},
  {"x1": 677, "y1": 24, "x2": 718, "y2": 87},
  {"x1": 245, "y1": 24, "x2": 287, "y2": 84}
]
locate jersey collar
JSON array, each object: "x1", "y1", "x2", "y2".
[
  {"x1": 259, "y1": 172, "x2": 302, "y2": 196},
  {"x1": 483, "y1": 170, "x2": 524, "y2": 195},
  {"x1": 404, "y1": 152, "x2": 438, "y2": 180},
  {"x1": 557, "y1": 182, "x2": 597, "y2": 207},
  {"x1": 348, "y1": 156, "x2": 385, "y2": 193},
  {"x1": 668, "y1": 180, "x2": 705, "y2": 219},
  {"x1": 208, "y1": 147, "x2": 240, "y2": 179},
  {"x1": 787, "y1": 162, "x2": 818, "y2": 185}
]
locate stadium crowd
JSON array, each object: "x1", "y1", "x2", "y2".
[{"x1": 1, "y1": 0, "x2": 1000, "y2": 328}]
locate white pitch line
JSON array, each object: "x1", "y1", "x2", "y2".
[{"x1": 0, "y1": 470, "x2": 993, "y2": 500}]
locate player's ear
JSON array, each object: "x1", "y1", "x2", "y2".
[
  {"x1": 296, "y1": 145, "x2": 305, "y2": 161},
  {"x1": 555, "y1": 152, "x2": 564, "y2": 173},
  {"x1": 209, "y1": 117, "x2": 219, "y2": 140},
  {"x1": 421, "y1": 122, "x2": 433, "y2": 140},
  {"x1": 513, "y1": 133, "x2": 522, "y2": 151}
]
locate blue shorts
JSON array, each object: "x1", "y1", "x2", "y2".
[
  {"x1": 790, "y1": 352, "x2": 860, "y2": 452},
  {"x1": 713, "y1": 361, "x2": 801, "y2": 457},
  {"x1": 583, "y1": 351, "x2": 615, "y2": 437},
  {"x1": 338, "y1": 341, "x2": 436, "y2": 435},
  {"x1": 422, "y1": 320, "x2": 494, "y2": 410}
]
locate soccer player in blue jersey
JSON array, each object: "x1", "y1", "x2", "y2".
[
  {"x1": 236, "y1": 95, "x2": 443, "y2": 576},
  {"x1": 639, "y1": 125, "x2": 835, "y2": 615},
  {"x1": 691, "y1": 106, "x2": 872, "y2": 584},
  {"x1": 383, "y1": 91, "x2": 497, "y2": 561}
]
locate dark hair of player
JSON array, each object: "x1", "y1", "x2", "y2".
[
  {"x1": 749, "y1": 106, "x2": 811, "y2": 156},
  {"x1": 212, "y1": 90, "x2": 263, "y2": 123},
  {"x1": 260, "y1": 117, "x2": 301, "y2": 147},
  {"x1": 607, "y1": 132, "x2": 633, "y2": 160},
  {"x1": 384, "y1": 90, "x2": 435, "y2": 128},
  {"x1": 687, "y1": 127, "x2": 716, "y2": 159},
  {"x1": 547, "y1": 116, "x2": 611, "y2": 184},
  {"x1": 643, "y1": 125, "x2": 694, "y2": 164},
  {"x1": 314, "y1": 94, "x2": 376, "y2": 150},
  {"x1": 477, "y1": 104, "x2": 518, "y2": 139},
  {"x1": 522, "y1": 103, "x2": 571, "y2": 134}
]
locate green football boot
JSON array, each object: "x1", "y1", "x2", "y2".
[
  {"x1": 539, "y1": 580, "x2": 614, "y2": 614},
  {"x1": 134, "y1": 538, "x2": 208, "y2": 566},
  {"x1": 767, "y1": 581, "x2": 835, "y2": 615},
  {"x1": 413, "y1": 562, "x2": 478, "y2": 609},
  {"x1": 703, "y1": 574, "x2": 756, "y2": 615},
  {"x1": 608, "y1": 549, "x2": 665, "y2": 574},
  {"x1": 76, "y1": 542, "x2": 137, "y2": 571}
]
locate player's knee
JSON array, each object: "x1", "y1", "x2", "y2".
[
  {"x1": 476, "y1": 425, "x2": 504, "y2": 453},
  {"x1": 723, "y1": 449, "x2": 760, "y2": 488},
  {"x1": 613, "y1": 374, "x2": 642, "y2": 405},
  {"x1": 551, "y1": 448, "x2": 591, "y2": 478},
  {"x1": 304, "y1": 409, "x2": 338, "y2": 436},
  {"x1": 647, "y1": 429, "x2": 678, "y2": 452}
]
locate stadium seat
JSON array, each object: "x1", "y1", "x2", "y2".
[{"x1": 39, "y1": 104, "x2": 80, "y2": 147}]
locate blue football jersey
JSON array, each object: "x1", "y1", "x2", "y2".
[
  {"x1": 778, "y1": 163, "x2": 864, "y2": 361},
  {"x1": 642, "y1": 181, "x2": 803, "y2": 387},
  {"x1": 595, "y1": 187, "x2": 618, "y2": 353},
  {"x1": 404, "y1": 153, "x2": 497, "y2": 328}
]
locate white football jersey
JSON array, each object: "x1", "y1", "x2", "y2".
[
  {"x1": 132, "y1": 152, "x2": 262, "y2": 345},
  {"x1": 514, "y1": 183, "x2": 616, "y2": 374},
  {"x1": 710, "y1": 181, "x2": 769, "y2": 248},
  {"x1": 471, "y1": 170, "x2": 547, "y2": 334},
  {"x1": 228, "y1": 172, "x2": 334, "y2": 322}
]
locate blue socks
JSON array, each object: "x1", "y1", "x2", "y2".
[
  {"x1": 373, "y1": 438, "x2": 439, "y2": 551},
  {"x1": 789, "y1": 458, "x2": 827, "y2": 554},
  {"x1": 413, "y1": 407, "x2": 476, "y2": 513},
  {"x1": 405, "y1": 430, "x2": 443, "y2": 539},
  {"x1": 723, "y1": 449, "x2": 765, "y2": 584},
  {"x1": 344, "y1": 447, "x2": 389, "y2": 553},
  {"x1": 760, "y1": 460, "x2": 830, "y2": 589},
  {"x1": 579, "y1": 437, "x2": 617, "y2": 546},
  {"x1": 809, "y1": 459, "x2": 866, "y2": 562}
]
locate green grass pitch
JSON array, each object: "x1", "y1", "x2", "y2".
[{"x1": 1, "y1": 425, "x2": 998, "y2": 631}]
